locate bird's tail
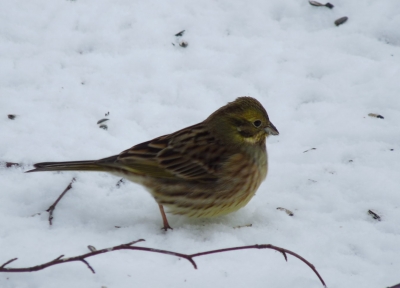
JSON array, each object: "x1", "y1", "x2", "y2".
[{"x1": 26, "y1": 160, "x2": 107, "y2": 173}]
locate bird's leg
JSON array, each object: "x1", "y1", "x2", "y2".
[{"x1": 158, "y1": 204, "x2": 173, "y2": 231}]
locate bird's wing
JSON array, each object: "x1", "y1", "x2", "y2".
[{"x1": 111, "y1": 124, "x2": 227, "y2": 181}]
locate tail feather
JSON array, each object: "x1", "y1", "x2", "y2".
[{"x1": 26, "y1": 160, "x2": 107, "y2": 173}]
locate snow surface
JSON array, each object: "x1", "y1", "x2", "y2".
[{"x1": 1, "y1": 0, "x2": 400, "y2": 287}]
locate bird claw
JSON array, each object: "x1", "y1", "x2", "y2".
[{"x1": 161, "y1": 224, "x2": 173, "y2": 231}]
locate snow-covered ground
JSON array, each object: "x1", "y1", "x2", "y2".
[{"x1": 1, "y1": 0, "x2": 400, "y2": 287}]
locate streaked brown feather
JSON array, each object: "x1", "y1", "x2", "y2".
[{"x1": 114, "y1": 123, "x2": 226, "y2": 181}]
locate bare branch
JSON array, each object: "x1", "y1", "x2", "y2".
[
  {"x1": 127, "y1": 239, "x2": 145, "y2": 246},
  {"x1": 189, "y1": 244, "x2": 315, "y2": 270},
  {"x1": 53, "y1": 255, "x2": 64, "y2": 261},
  {"x1": 80, "y1": 259, "x2": 95, "y2": 273},
  {"x1": 0, "y1": 258, "x2": 18, "y2": 268},
  {"x1": 233, "y1": 224, "x2": 252, "y2": 229},
  {"x1": 0, "y1": 239, "x2": 325, "y2": 286},
  {"x1": 46, "y1": 178, "x2": 76, "y2": 225}
]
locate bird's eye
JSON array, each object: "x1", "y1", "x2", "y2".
[{"x1": 253, "y1": 120, "x2": 262, "y2": 127}]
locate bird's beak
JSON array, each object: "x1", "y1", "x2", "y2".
[{"x1": 265, "y1": 122, "x2": 279, "y2": 136}]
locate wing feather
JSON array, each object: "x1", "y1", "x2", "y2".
[{"x1": 114, "y1": 123, "x2": 227, "y2": 181}]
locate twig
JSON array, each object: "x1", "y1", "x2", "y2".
[
  {"x1": 368, "y1": 209, "x2": 381, "y2": 221},
  {"x1": 0, "y1": 239, "x2": 326, "y2": 287},
  {"x1": 233, "y1": 224, "x2": 252, "y2": 229},
  {"x1": 277, "y1": 207, "x2": 294, "y2": 216},
  {"x1": 190, "y1": 244, "x2": 325, "y2": 286},
  {"x1": 309, "y1": 1, "x2": 334, "y2": 9},
  {"x1": 46, "y1": 178, "x2": 76, "y2": 225},
  {"x1": 80, "y1": 259, "x2": 95, "y2": 273},
  {"x1": 303, "y1": 148, "x2": 316, "y2": 153},
  {"x1": 0, "y1": 258, "x2": 18, "y2": 268}
]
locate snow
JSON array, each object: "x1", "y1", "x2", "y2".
[{"x1": 1, "y1": 0, "x2": 400, "y2": 287}]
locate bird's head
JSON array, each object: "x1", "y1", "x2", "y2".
[{"x1": 207, "y1": 96, "x2": 279, "y2": 146}]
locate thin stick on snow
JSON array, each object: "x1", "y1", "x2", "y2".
[
  {"x1": 0, "y1": 239, "x2": 326, "y2": 287},
  {"x1": 46, "y1": 177, "x2": 76, "y2": 225}
]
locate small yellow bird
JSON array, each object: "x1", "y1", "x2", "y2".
[{"x1": 27, "y1": 97, "x2": 279, "y2": 230}]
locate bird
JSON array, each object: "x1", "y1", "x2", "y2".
[{"x1": 27, "y1": 96, "x2": 279, "y2": 230}]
